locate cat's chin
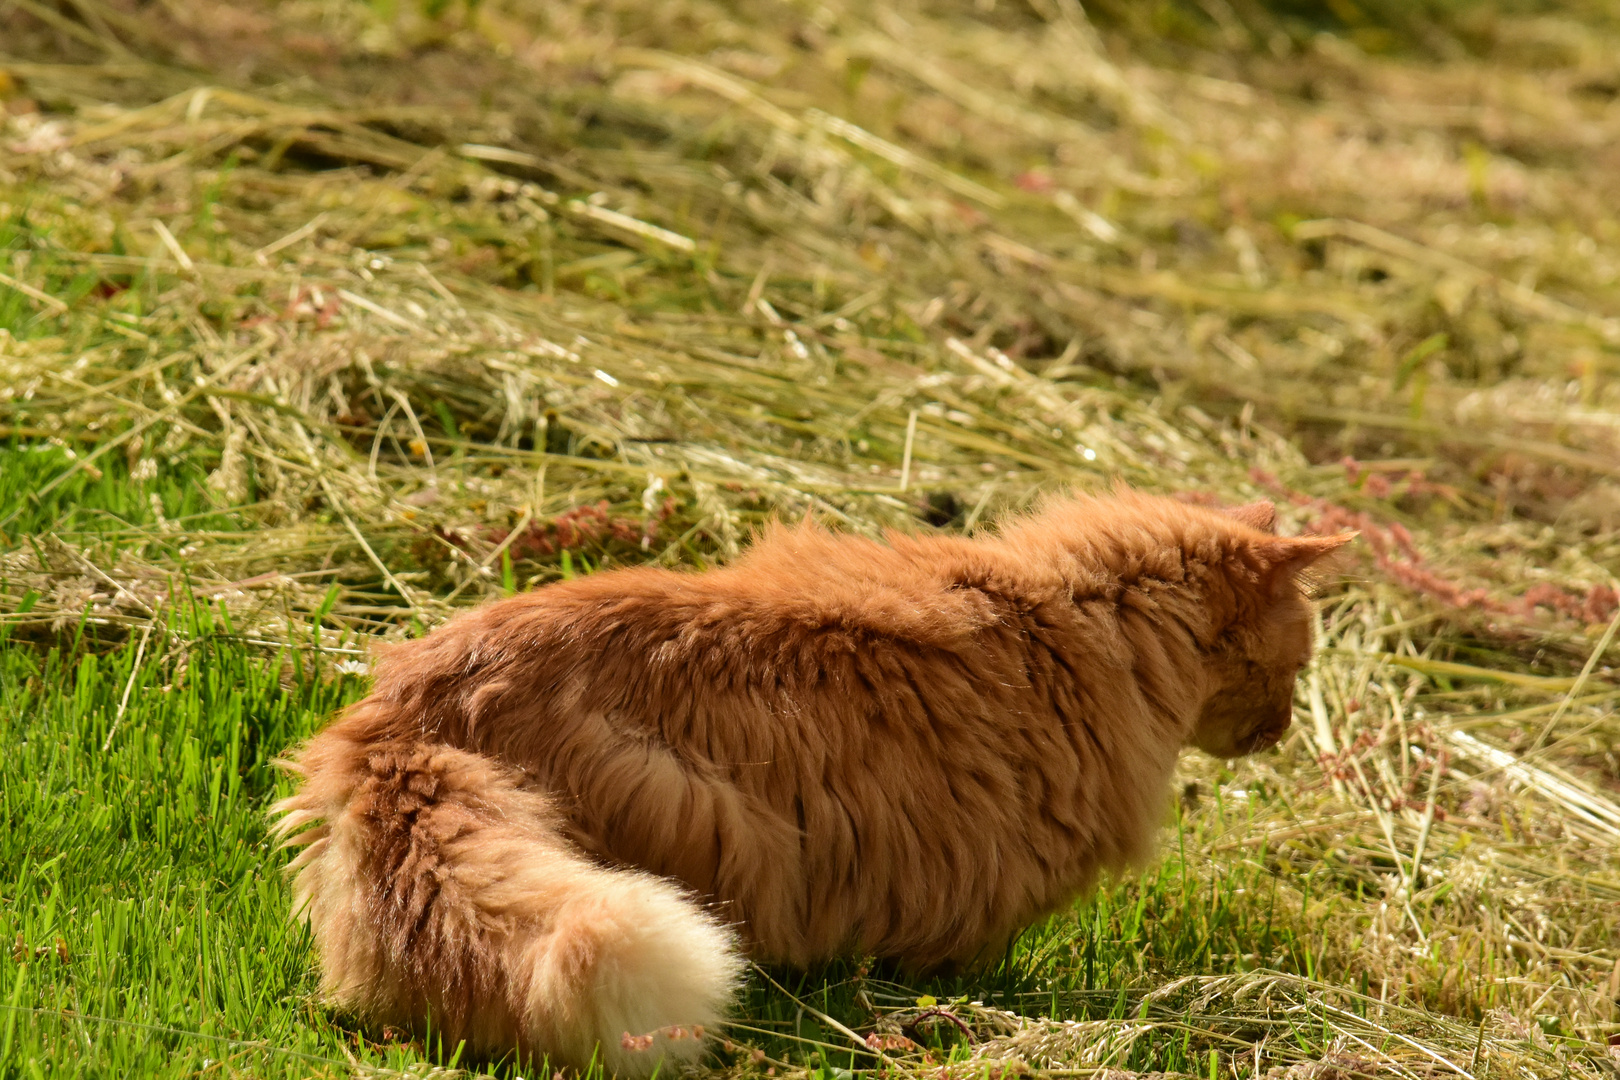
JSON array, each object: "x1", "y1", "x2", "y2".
[
  {"x1": 1235, "y1": 720, "x2": 1291, "y2": 755},
  {"x1": 1192, "y1": 719, "x2": 1291, "y2": 759}
]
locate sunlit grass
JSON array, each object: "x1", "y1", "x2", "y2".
[{"x1": 2, "y1": 0, "x2": 1619, "y2": 1076}]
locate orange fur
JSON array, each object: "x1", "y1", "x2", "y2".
[{"x1": 271, "y1": 489, "x2": 1351, "y2": 1073}]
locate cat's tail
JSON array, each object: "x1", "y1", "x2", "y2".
[{"x1": 268, "y1": 714, "x2": 744, "y2": 1076}]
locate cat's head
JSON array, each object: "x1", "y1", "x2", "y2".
[{"x1": 1189, "y1": 501, "x2": 1354, "y2": 759}]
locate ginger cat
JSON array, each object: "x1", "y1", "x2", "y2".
[{"x1": 272, "y1": 490, "x2": 1351, "y2": 1074}]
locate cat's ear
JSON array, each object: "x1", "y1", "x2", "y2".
[
  {"x1": 1221, "y1": 500, "x2": 1277, "y2": 534},
  {"x1": 1255, "y1": 533, "x2": 1357, "y2": 594}
]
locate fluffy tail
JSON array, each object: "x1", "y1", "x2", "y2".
[{"x1": 269, "y1": 722, "x2": 744, "y2": 1076}]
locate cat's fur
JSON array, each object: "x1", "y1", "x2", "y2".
[{"x1": 270, "y1": 489, "x2": 1351, "y2": 1075}]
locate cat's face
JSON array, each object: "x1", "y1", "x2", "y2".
[
  {"x1": 1186, "y1": 512, "x2": 1351, "y2": 759},
  {"x1": 1190, "y1": 589, "x2": 1313, "y2": 758}
]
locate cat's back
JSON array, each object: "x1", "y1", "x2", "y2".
[
  {"x1": 360, "y1": 498, "x2": 1195, "y2": 740},
  {"x1": 351, "y1": 521, "x2": 1027, "y2": 743},
  {"x1": 412, "y1": 521, "x2": 1001, "y2": 667}
]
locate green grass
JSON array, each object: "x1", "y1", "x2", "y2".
[
  {"x1": 0, "y1": 605, "x2": 369, "y2": 1077},
  {"x1": 0, "y1": 445, "x2": 229, "y2": 537}
]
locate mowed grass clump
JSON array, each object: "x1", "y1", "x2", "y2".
[{"x1": 1, "y1": 0, "x2": 1619, "y2": 1076}]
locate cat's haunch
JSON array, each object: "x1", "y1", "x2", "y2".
[{"x1": 270, "y1": 489, "x2": 1352, "y2": 1074}]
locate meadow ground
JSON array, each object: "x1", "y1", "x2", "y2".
[{"x1": 2, "y1": 0, "x2": 1620, "y2": 1076}]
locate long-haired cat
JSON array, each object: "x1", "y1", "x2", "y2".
[{"x1": 271, "y1": 489, "x2": 1351, "y2": 1074}]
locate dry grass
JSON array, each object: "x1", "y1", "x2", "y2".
[{"x1": 2, "y1": 0, "x2": 1619, "y2": 1076}]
